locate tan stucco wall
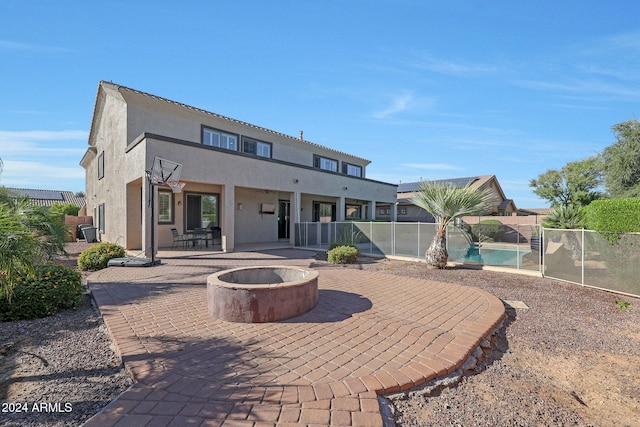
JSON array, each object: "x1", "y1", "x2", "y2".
[{"x1": 82, "y1": 82, "x2": 397, "y2": 253}]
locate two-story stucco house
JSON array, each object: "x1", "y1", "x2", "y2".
[{"x1": 80, "y1": 81, "x2": 397, "y2": 253}]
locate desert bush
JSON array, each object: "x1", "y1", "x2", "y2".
[
  {"x1": 0, "y1": 264, "x2": 83, "y2": 321},
  {"x1": 585, "y1": 198, "x2": 640, "y2": 235},
  {"x1": 77, "y1": 242, "x2": 125, "y2": 271},
  {"x1": 472, "y1": 219, "x2": 505, "y2": 242},
  {"x1": 327, "y1": 245, "x2": 359, "y2": 264}
]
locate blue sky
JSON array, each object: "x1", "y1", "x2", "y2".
[{"x1": 1, "y1": 1, "x2": 638, "y2": 208}]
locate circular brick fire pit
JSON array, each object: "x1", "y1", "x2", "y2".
[{"x1": 207, "y1": 266, "x2": 319, "y2": 323}]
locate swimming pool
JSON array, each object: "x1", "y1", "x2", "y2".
[{"x1": 450, "y1": 245, "x2": 529, "y2": 267}]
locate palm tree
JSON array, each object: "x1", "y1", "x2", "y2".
[
  {"x1": 410, "y1": 181, "x2": 495, "y2": 268},
  {"x1": 543, "y1": 204, "x2": 585, "y2": 260},
  {"x1": 0, "y1": 196, "x2": 67, "y2": 300}
]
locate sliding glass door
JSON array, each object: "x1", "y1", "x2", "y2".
[{"x1": 185, "y1": 193, "x2": 218, "y2": 231}]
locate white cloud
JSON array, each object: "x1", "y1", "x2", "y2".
[
  {"x1": 0, "y1": 39, "x2": 72, "y2": 54},
  {"x1": 408, "y1": 52, "x2": 500, "y2": 76},
  {"x1": 2, "y1": 160, "x2": 84, "y2": 180},
  {"x1": 372, "y1": 91, "x2": 435, "y2": 119},
  {"x1": 0, "y1": 129, "x2": 87, "y2": 141}
]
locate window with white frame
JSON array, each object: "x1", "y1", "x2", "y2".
[
  {"x1": 98, "y1": 203, "x2": 105, "y2": 233},
  {"x1": 313, "y1": 155, "x2": 338, "y2": 172},
  {"x1": 158, "y1": 190, "x2": 174, "y2": 223},
  {"x1": 202, "y1": 127, "x2": 238, "y2": 151},
  {"x1": 342, "y1": 162, "x2": 362, "y2": 177},
  {"x1": 98, "y1": 151, "x2": 105, "y2": 180},
  {"x1": 242, "y1": 137, "x2": 272, "y2": 158}
]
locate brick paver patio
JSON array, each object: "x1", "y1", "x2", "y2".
[{"x1": 83, "y1": 249, "x2": 505, "y2": 426}]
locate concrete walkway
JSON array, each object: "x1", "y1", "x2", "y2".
[{"x1": 83, "y1": 249, "x2": 505, "y2": 427}]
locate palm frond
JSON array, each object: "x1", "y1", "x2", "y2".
[{"x1": 409, "y1": 181, "x2": 496, "y2": 230}]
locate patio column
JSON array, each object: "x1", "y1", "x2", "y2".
[
  {"x1": 141, "y1": 180, "x2": 154, "y2": 256},
  {"x1": 337, "y1": 196, "x2": 346, "y2": 221},
  {"x1": 368, "y1": 201, "x2": 377, "y2": 220},
  {"x1": 289, "y1": 191, "x2": 301, "y2": 246},
  {"x1": 221, "y1": 184, "x2": 235, "y2": 252}
]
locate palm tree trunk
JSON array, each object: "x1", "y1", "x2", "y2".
[{"x1": 425, "y1": 228, "x2": 448, "y2": 269}]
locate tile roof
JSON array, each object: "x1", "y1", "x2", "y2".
[
  {"x1": 6, "y1": 187, "x2": 86, "y2": 208},
  {"x1": 397, "y1": 176, "x2": 480, "y2": 193}
]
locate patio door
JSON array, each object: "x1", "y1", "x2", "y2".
[
  {"x1": 185, "y1": 193, "x2": 218, "y2": 231},
  {"x1": 278, "y1": 201, "x2": 290, "y2": 239}
]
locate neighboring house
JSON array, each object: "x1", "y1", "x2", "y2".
[
  {"x1": 6, "y1": 187, "x2": 86, "y2": 209},
  {"x1": 517, "y1": 207, "x2": 553, "y2": 217},
  {"x1": 379, "y1": 175, "x2": 517, "y2": 222},
  {"x1": 80, "y1": 81, "x2": 397, "y2": 253}
]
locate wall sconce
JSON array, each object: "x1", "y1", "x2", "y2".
[
  {"x1": 238, "y1": 203, "x2": 243, "y2": 211},
  {"x1": 293, "y1": 179, "x2": 299, "y2": 183},
  {"x1": 343, "y1": 186, "x2": 348, "y2": 191},
  {"x1": 177, "y1": 200, "x2": 182, "y2": 206}
]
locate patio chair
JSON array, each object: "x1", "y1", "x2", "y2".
[{"x1": 171, "y1": 228, "x2": 187, "y2": 249}]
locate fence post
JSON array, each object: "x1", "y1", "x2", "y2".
[
  {"x1": 392, "y1": 221, "x2": 396, "y2": 256},
  {"x1": 541, "y1": 226, "x2": 545, "y2": 276},
  {"x1": 417, "y1": 222, "x2": 420, "y2": 258},
  {"x1": 516, "y1": 224, "x2": 520, "y2": 270},
  {"x1": 369, "y1": 221, "x2": 373, "y2": 254},
  {"x1": 581, "y1": 228, "x2": 585, "y2": 286}
]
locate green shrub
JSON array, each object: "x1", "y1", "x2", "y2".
[
  {"x1": 471, "y1": 219, "x2": 505, "y2": 242},
  {"x1": 327, "y1": 245, "x2": 359, "y2": 264},
  {"x1": 585, "y1": 198, "x2": 640, "y2": 233},
  {"x1": 77, "y1": 242, "x2": 125, "y2": 271},
  {"x1": 48, "y1": 202, "x2": 80, "y2": 219},
  {"x1": 585, "y1": 198, "x2": 640, "y2": 244},
  {"x1": 0, "y1": 264, "x2": 83, "y2": 321}
]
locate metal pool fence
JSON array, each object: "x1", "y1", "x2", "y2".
[
  {"x1": 294, "y1": 222, "x2": 640, "y2": 298},
  {"x1": 543, "y1": 228, "x2": 640, "y2": 297}
]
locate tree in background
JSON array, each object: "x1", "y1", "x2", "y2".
[
  {"x1": 529, "y1": 157, "x2": 603, "y2": 208},
  {"x1": 410, "y1": 181, "x2": 495, "y2": 269},
  {"x1": 601, "y1": 119, "x2": 640, "y2": 198}
]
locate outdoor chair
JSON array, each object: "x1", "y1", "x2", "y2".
[{"x1": 171, "y1": 228, "x2": 187, "y2": 249}]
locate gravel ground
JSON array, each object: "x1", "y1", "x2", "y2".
[
  {"x1": 1, "y1": 247, "x2": 638, "y2": 426},
  {"x1": 350, "y1": 259, "x2": 640, "y2": 427}
]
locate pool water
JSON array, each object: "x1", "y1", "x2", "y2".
[{"x1": 452, "y1": 246, "x2": 528, "y2": 267}]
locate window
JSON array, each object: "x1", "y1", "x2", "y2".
[
  {"x1": 202, "y1": 127, "x2": 238, "y2": 151},
  {"x1": 399, "y1": 207, "x2": 407, "y2": 215},
  {"x1": 313, "y1": 155, "x2": 338, "y2": 172},
  {"x1": 158, "y1": 190, "x2": 174, "y2": 223},
  {"x1": 342, "y1": 162, "x2": 362, "y2": 177},
  {"x1": 243, "y1": 137, "x2": 272, "y2": 158},
  {"x1": 98, "y1": 203, "x2": 105, "y2": 233},
  {"x1": 345, "y1": 204, "x2": 362, "y2": 220},
  {"x1": 98, "y1": 152, "x2": 104, "y2": 180},
  {"x1": 313, "y1": 202, "x2": 336, "y2": 222}
]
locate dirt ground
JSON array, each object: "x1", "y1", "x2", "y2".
[
  {"x1": 1, "y1": 247, "x2": 639, "y2": 426},
  {"x1": 349, "y1": 258, "x2": 640, "y2": 427}
]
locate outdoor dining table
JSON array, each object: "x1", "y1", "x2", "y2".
[{"x1": 183, "y1": 228, "x2": 220, "y2": 249}]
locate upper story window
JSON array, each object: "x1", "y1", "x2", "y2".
[
  {"x1": 314, "y1": 155, "x2": 338, "y2": 172},
  {"x1": 342, "y1": 162, "x2": 362, "y2": 177},
  {"x1": 202, "y1": 127, "x2": 238, "y2": 151},
  {"x1": 242, "y1": 137, "x2": 272, "y2": 158},
  {"x1": 98, "y1": 151, "x2": 105, "y2": 180}
]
